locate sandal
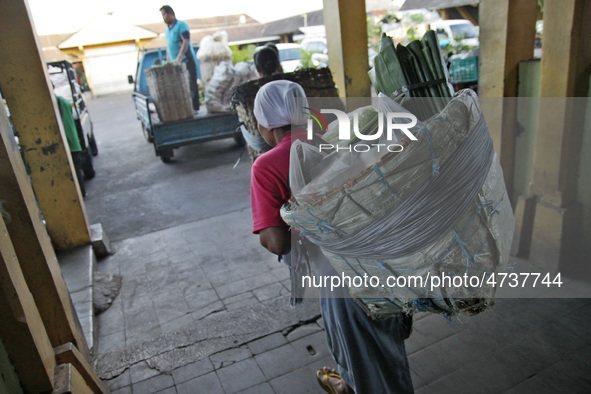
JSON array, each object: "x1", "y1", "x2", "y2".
[{"x1": 316, "y1": 368, "x2": 344, "y2": 394}]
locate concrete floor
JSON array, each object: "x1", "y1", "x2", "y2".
[{"x1": 83, "y1": 92, "x2": 591, "y2": 393}]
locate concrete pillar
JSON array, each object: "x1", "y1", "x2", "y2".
[
  {"x1": 0, "y1": 0, "x2": 90, "y2": 250},
  {"x1": 323, "y1": 0, "x2": 371, "y2": 99}
]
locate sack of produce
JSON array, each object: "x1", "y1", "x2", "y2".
[
  {"x1": 233, "y1": 61, "x2": 258, "y2": 85},
  {"x1": 281, "y1": 90, "x2": 515, "y2": 319},
  {"x1": 197, "y1": 31, "x2": 232, "y2": 90},
  {"x1": 205, "y1": 62, "x2": 237, "y2": 113}
]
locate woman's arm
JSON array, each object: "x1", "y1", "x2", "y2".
[{"x1": 259, "y1": 226, "x2": 291, "y2": 255}]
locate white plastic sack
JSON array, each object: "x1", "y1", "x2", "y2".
[
  {"x1": 233, "y1": 62, "x2": 259, "y2": 84},
  {"x1": 197, "y1": 31, "x2": 233, "y2": 88},
  {"x1": 205, "y1": 62, "x2": 236, "y2": 113}
]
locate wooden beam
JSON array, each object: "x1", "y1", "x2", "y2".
[
  {"x1": 54, "y1": 343, "x2": 109, "y2": 394},
  {"x1": 53, "y1": 364, "x2": 95, "y2": 394},
  {"x1": 0, "y1": 88, "x2": 92, "y2": 361},
  {"x1": 527, "y1": 0, "x2": 588, "y2": 270},
  {"x1": 323, "y1": 0, "x2": 371, "y2": 100},
  {"x1": 0, "y1": 214, "x2": 55, "y2": 393},
  {"x1": 479, "y1": 0, "x2": 538, "y2": 202},
  {"x1": 0, "y1": 0, "x2": 90, "y2": 250},
  {"x1": 457, "y1": 6, "x2": 478, "y2": 26}
]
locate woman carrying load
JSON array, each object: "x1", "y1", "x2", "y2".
[{"x1": 250, "y1": 80, "x2": 414, "y2": 393}]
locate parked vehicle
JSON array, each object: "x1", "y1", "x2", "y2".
[
  {"x1": 130, "y1": 47, "x2": 243, "y2": 163},
  {"x1": 300, "y1": 38, "x2": 329, "y2": 68},
  {"x1": 47, "y1": 60, "x2": 97, "y2": 179},
  {"x1": 431, "y1": 19, "x2": 479, "y2": 54},
  {"x1": 275, "y1": 43, "x2": 305, "y2": 72}
]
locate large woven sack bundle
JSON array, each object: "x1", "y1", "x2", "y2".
[
  {"x1": 281, "y1": 90, "x2": 515, "y2": 318},
  {"x1": 145, "y1": 62, "x2": 193, "y2": 122},
  {"x1": 197, "y1": 31, "x2": 232, "y2": 90}
]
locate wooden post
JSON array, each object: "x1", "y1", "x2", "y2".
[
  {"x1": 527, "y1": 0, "x2": 588, "y2": 271},
  {"x1": 0, "y1": 214, "x2": 55, "y2": 393},
  {"x1": 479, "y1": 0, "x2": 538, "y2": 202},
  {"x1": 323, "y1": 0, "x2": 371, "y2": 100},
  {"x1": 0, "y1": 89, "x2": 91, "y2": 361},
  {"x1": 0, "y1": 0, "x2": 90, "y2": 250}
]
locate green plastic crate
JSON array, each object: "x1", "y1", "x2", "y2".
[{"x1": 449, "y1": 56, "x2": 478, "y2": 83}]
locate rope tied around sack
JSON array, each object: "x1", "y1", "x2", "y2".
[{"x1": 373, "y1": 164, "x2": 397, "y2": 194}]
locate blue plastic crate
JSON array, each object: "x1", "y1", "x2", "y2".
[{"x1": 449, "y1": 56, "x2": 478, "y2": 83}]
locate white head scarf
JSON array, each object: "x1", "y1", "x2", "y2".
[{"x1": 253, "y1": 80, "x2": 309, "y2": 129}]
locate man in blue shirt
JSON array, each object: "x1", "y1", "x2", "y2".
[{"x1": 160, "y1": 5, "x2": 200, "y2": 111}]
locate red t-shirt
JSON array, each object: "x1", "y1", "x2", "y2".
[{"x1": 251, "y1": 133, "x2": 292, "y2": 234}]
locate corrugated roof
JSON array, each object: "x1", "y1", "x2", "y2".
[
  {"x1": 140, "y1": 14, "x2": 260, "y2": 34},
  {"x1": 400, "y1": 0, "x2": 479, "y2": 11},
  {"x1": 58, "y1": 14, "x2": 157, "y2": 48},
  {"x1": 263, "y1": 9, "x2": 324, "y2": 36}
]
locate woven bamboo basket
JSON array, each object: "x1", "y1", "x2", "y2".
[
  {"x1": 145, "y1": 63, "x2": 194, "y2": 122},
  {"x1": 230, "y1": 67, "x2": 343, "y2": 161}
]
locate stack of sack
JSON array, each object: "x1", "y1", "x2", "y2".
[{"x1": 205, "y1": 61, "x2": 258, "y2": 113}]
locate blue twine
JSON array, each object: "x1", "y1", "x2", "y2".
[
  {"x1": 372, "y1": 165, "x2": 396, "y2": 194},
  {"x1": 418, "y1": 126, "x2": 440, "y2": 178}
]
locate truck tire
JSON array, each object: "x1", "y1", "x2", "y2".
[
  {"x1": 88, "y1": 132, "x2": 99, "y2": 156},
  {"x1": 142, "y1": 124, "x2": 154, "y2": 143},
  {"x1": 81, "y1": 149, "x2": 95, "y2": 179},
  {"x1": 159, "y1": 149, "x2": 174, "y2": 163},
  {"x1": 233, "y1": 125, "x2": 246, "y2": 147}
]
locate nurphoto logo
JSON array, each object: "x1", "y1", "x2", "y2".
[{"x1": 304, "y1": 108, "x2": 418, "y2": 153}]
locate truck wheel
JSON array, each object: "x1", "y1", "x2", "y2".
[
  {"x1": 142, "y1": 124, "x2": 154, "y2": 143},
  {"x1": 81, "y1": 149, "x2": 95, "y2": 179},
  {"x1": 233, "y1": 126, "x2": 246, "y2": 147},
  {"x1": 159, "y1": 149, "x2": 174, "y2": 163},
  {"x1": 88, "y1": 132, "x2": 99, "y2": 156}
]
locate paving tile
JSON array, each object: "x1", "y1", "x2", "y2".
[
  {"x1": 289, "y1": 331, "x2": 332, "y2": 363},
  {"x1": 189, "y1": 300, "x2": 226, "y2": 321},
  {"x1": 255, "y1": 343, "x2": 311, "y2": 380},
  {"x1": 269, "y1": 364, "x2": 324, "y2": 394},
  {"x1": 172, "y1": 358, "x2": 215, "y2": 385},
  {"x1": 154, "y1": 387, "x2": 177, "y2": 394},
  {"x1": 253, "y1": 282, "x2": 289, "y2": 302},
  {"x1": 414, "y1": 385, "x2": 436, "y2": 394},
  {"x1": 111, "y1": 386, "x2": 132, "y2": 394},
  {"x1": 132, "y1": 373, "x2": 175, "y2": 394},
  {"x1": 184, "y1": 288, "x2": 220, "y2": 310},
  {"x1": 247, "y1": 332, "x2": 288, "y2": 356},
  {"x1": 216, "y1": 279, "x2": 252, "y2": 299},
  {"x1": 206, "y1": 267, "x2": 251, "y2": 287},
  {"x1": 97, "y1": 330, "x2": 126, "y2": 354},
  {"x1": 177, "y1": 371, "x2": 224, "y2": 394},
  {"x1": 97, "y1": 297, "x2": 125, "y2": 337},
  {"x1": 130, "y1": 360, "x2": 161, "y2": 384},
  {"x1": 124, "y1": 305, "x2": 161, "y2": 341},
  {"x1": 224, "y1": 291, "x2": 256, "y2": 307},
  {"x1": 153, "y1": 295, "x2": 192, "y2": 325},
  {"x1": 408, "y1": 343, "x2": 464, "y2": 385},
  {"x1": 411, "y1": 369, "x2": 426, "y2": 390},
  {"x1": 286, "y1": 323, "x2": 323, "y2": 342},
  {"x1": 217, "y1": 358, "x2": 267, "y2": 393},
  {"x1": 209, "y1": 346, "x2": 252, "y2": 369},
  {"x1": 237, "y1": 382, "x2": 275, "y2": 394},
  {"x1": 103, "y1": 370, "x2": 131, "y2": 391},
  {"x1": 160, "y1": 314, "x2": 196, "y2": 334},
  {"x1": 243, "y1": 272, "x2": 282, "y2": 289}
]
